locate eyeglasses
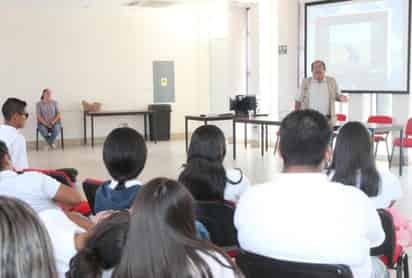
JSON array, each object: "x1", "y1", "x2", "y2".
[{"x1": 19, "y1": 112, "x2": 29, "y2": 119}]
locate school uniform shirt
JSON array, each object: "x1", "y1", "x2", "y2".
[
  {"x1": 191, "y1": 251, "x2": 237, "y2": 278},
  {"x1": 0, "y1": 170, "x2": 60, "y2": 212},
  {"x1": 224, "y1": 168, "x2": 250, "y2": 204},
  {"x1": 94, "y1": 180, "x2": 141, "y2": 214},
  {"x1": 235, "y1": 173, "x2": 385, "y2": 278},
  {"x1": 39, "y1": 209, "x2": 85, "y2": 278},
  {"x1": 328, "y1": 168, "x2": 402, "y2": 209},
  {"x1": 0, "y1": 124, "x2": 28, "y2": 171}
]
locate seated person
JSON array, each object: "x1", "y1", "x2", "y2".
[
  {"x1": 329, "y1": 121, "x2": 402, "y2": 209},
  {"x1": 179, "y1": 125, "x2": 250, "y2": 204},
  {"x1": 36, "y1": 88, "x2": 62, "y2": 149},
  {"x1": 39, "y1": 209, "x2": 128, "y2": 278},
  {"x1": 112, "y1": 178, "x2": 242, "y2": 278},
  {"x1": 0, "y1": 140, "x2": 82, "y2": 213},
  {"x1": 235, "y1": 110, "x2": 386, "y2": 278},
  {"x1": 0, "y1": 98, "x2": 29, "y2": 171},
  {"x1": 0, "y1": 196, "x2": 58, "y2": 278},
  {"x1": 94, "y1": 127, "x2": 147, "y2": 214}
]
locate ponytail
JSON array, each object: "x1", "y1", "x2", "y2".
[{"x1": 114, "y1": 180, "x2": 127, "y2": 191}]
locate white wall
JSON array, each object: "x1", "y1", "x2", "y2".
[{"x1": 0, "y1": 5, "x2": 210, "y2": 141}]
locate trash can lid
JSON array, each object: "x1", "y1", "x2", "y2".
[{"x1": 148, "y1": 104, "x2": 172, "y2": 111}]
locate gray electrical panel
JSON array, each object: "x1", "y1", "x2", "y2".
[{"x1": 153, "y1": 61, "x2": 175, "y2": 103}]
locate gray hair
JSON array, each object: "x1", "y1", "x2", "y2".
[{"x1": 0, "y1": 196, "x2": 58, "y2": 278}]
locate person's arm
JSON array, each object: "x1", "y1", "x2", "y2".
[
  {"x1": 295, "y1": 79, "x2": 306, "y2": 110},
  {"x1": 11, "y1": 135, "x2": 29, "y2": 171},
  {"x1": 64, "y1": 210, "x2": 94, "y2": 231},
  {"x1": 364, "y1": 197, "x2": 385, "y2": 248},
  {"x1": 51, "y1": 102, "x2": 61, "y2": 126},
  {"x1": 53, "y1": 185, "x2": 83, "y2": 207},
  {"x1": 334, "y1": 81, "x2": 348, "y2": 102},
  {"x1": 36, "y1": 103, "x2": 50, "y2": 127}
]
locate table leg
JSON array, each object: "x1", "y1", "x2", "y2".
[
  {"x1": 144, "y1": 114, "x2": 148, "y2": 141},
  {"x1": 265, "y1": 124, "x2": 269, "y2": 151},
  {"x1": 185, "y1": 118, "x2": 189, "y2": 152},
  {"x1": 261, "y1": 124, "x2": 264, "y2": 157},
  {"x1": 400, "y1": 128, "x2": 404, "y2": 176},
  {"x1": 91, "y1": 115, "x2": 95, "y2": 148},
  {"x1": 152, "y1": 112, "x2": 157, "y2": 144},
  {"x1": 204, "y1": 120, "x2": 208, "y2": 126},
  {"x1": 233, "y1": 119, "x2": 237, "y2": 160},
  {"x1": 244, "y1": 123, "x2": 247, "y2": 149},
  {"x1": 83, "y1": 112, "x2": 87, "y2": 145}
]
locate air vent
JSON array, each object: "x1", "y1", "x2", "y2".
[{"x1": 124, "y1": 0, "x2": 177, "y2": 8}]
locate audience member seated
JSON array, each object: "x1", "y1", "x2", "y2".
[
  {"x1": 37, "y1": 88, "x2": 62, "y2": 149},
  {"x1": 329, "y1": 122, "x2": 402, "y2": 209},
  {"x1": 0, "y1": 98, "x2": 29, "y2": 171},
  {"x1": 0, "y1": 196, "x2": 58, "y2": 278},
  {"x1": 112, "y1": 177, "x2": 243, "y2": 278},
  {"x1": 0, "y1": 140, "x2": 82, "y2": 212},
  {"x1": 179, "y1": 125, "x2": 250, "y2": 204},
  {"x1": 94, "y1": 127, "x2": 147, "y2": 214},
  {"x1": 235, "y1": 109, "x2": 387, "y2": 278},
  {"x1": 65, "y1": 211, "x2": 129, "y2": 278}
]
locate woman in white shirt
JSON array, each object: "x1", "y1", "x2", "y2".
[
  {"x1": 112, "y1": 178, "x2": 243, "y2": 278},
  {"x1": 179, "y1": 125, "x2": 250, "y2": 204},
  {"x1": 328, "y1": 121, "x2": 402, "y2": 209}
]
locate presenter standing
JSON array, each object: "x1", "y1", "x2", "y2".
[
  {"x1": 295, "y1": 60, "x2": 348, "y2": 125},
  {"x1": 36, "y1": 88, "x2": 61, "y2": 149}
]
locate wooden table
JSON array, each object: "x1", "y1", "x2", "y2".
[
  {"x1": 233, "y1": 116, "x2": 281, "y2": 159},
  {"x1": 83, "y1": 110, "x2": 157, "y2": 147},
  {"x1": 185, "y1": 114, "x2": 234, "y2": 152}
]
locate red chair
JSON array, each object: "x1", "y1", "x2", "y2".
[
  {"x1": 390, "y1": 118, "x2": 412, "y2": 168},
  {"x1": 367, "y1": 115, "x2": 393, "y2": 162},
  {"x1": 331, "y1": 114, "x2": 347, "y2": 147},
  {"x1": 336, "y1": 113, "x2": 347, "y2": 122}
]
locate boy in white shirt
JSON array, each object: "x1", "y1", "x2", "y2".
[
  {"x1": 235, "y1": 109, "x2": 387, "y2": 278},
  {"x1": 0, "y1": 140, "x2": 82, "y2": 213},
  {"x1": 0, "y1": 98, "x2": 29, "y2": 171}
]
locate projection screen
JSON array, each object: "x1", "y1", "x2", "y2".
[{"x1": 305, "y1": 0, "x2": 411, "y2": 94}]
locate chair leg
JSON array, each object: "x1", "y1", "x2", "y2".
[
  {"x1": 274, "y1": 135, "x2": 280, "y2": 155},
  {"x1": 389, "y1": 145, "x2": 395, "y2": 168},
  {"x1": 61, "y1": 127, "x2": 64, "y2": 150},
  {"x1": 385, "y1": 139, "x2": 391, "y2": 163},
  {"x1": 374, "y1": 141, "x2": 380, "y2": 158},
  {"x1": 404, "y1": 253, "x2": 409, "y2": 278},
  {"x1": 36, "y1": 128, "x2": 39, "y2": 151}
]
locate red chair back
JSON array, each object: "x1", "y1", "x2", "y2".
[
  {"x1": 336, "y1": 114, "x2": 347, "y2": 122},
  {"x1": 406, "y1": 118, "x2": 412, "y2": 137},
  {"x1": 367, "y1": 115, "x2": 393, "y2": 124}
]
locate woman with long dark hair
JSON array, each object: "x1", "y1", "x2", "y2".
[
  {"x1": 0, "y1": 196, "x2": 58, "y2": 278},
  {"x1": 66, "y1": 211, "x2": 129, "y2": 278},
  {"x1": 113, "y1": 178, "x2": 243, "y2": 278},
  {"x1": 329, "y1": 121, "x2": 402, "y2": 208},
  {"x1": 179, "y1": 125, "x2": 250, "y2": 203},
  {"x1": 94, "y1": 127, "x2": 147, "y2": 213}
]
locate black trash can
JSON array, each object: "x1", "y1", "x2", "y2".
[{"x1": 148, "y1": 104, "x2": 172, "y2": 141}]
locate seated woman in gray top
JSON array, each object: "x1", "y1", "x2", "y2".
[{"x1": 36, "y1": 88, "x2": 61, "y2": 149}]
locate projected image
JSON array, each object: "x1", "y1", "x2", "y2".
[{"x1": 306, "y1": 0, "x2": 409, "y2": 93}]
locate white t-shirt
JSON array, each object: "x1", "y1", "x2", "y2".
[
  {"x1": 224, "y1": 168, "x2": 250, "y2": 203},
  {"x1": 0, "y1": 170, "x2": 60, "y2": 212},
  {"x1": 328, "y1": 168, "x2": 402, "y2": 209},
  {"x1": 192, "y1": 251, "x2": 237, "y2": 278},
  {"x1": 235, "y1": 173, "x2": 384, "y2": 278},
  {"x1": 0, "y1": 125, "x2": 28, "y2": 171},
  {"x1": 39, "y1": 209, "x2": 84, "y2": 278},
  {"x1": 308, "y1": 80, "x2": 330, "y2": 115}
]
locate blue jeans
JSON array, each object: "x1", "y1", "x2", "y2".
[{"x1": 38, "y1": 123, "x2": 61, "y2": 146}]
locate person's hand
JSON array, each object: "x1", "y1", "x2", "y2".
[
  {"x1": 338, "y1": 95, "x2": 348, "y2": 102},
  {"x1": 90, "y1": 210, "x2": 116, "y2": 224}
]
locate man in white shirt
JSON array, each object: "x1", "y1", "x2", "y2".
[
  {"x1": 295, "y1": 60, "x2": 348, "y2": 125},
  {"x1": 0, "y1": 140, "x2": 82, "y2": 213},
  {"x1": 235, "y1": 110, "x2": 387, "y2": 278},
  {"x1": 0, "y1": 98, "x2": 29, "y2": 171}
]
